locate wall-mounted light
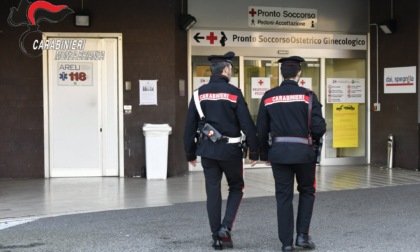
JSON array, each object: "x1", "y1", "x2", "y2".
[
  {"x1": 180, "y1": 14, "x2": 196, "y2": 31},
  {"x1": 379, "y1": 19, "x2": 396, "y2": 34},
  {"x1": 74, "y1": 0, "x2": 89, "y2": 27},
  {"x1": 179, "y1": 0, "x2": 196, "y2": 31},
  {"x1": 74, "y1": 14, "x2": 90, "y2": 27},
  {"x1": 379, "y1": 0, "x2": 396, "y2": 34}
]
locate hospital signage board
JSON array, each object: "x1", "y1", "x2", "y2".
[
  {"x1": 191, "y1": 29, "x2": 367, "y2": 50},
  {"x1": 326, "y1": 78, "x2": 365, "y2": 103},
  {"x1": 384, "y1": 66, "x2": 416, "y2": 93},
  {"x1": 251, "y1": 77, "x2": 270, "y2": 99},
  {"x1": 57, "y1": 62, "x2": 93, "y2": 86},
  {"x1": 248, "y1": 6, "x2": 317, "y2": 30},
  {"x1": 298, "y1": 77, "x2": 312, "y2": 90}
]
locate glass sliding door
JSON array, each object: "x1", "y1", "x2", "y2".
[
  {"x1": 243, "y1": 58, "x2": 321, "y2": 118},
  {"x1": 243, "y1": 58, "x2": 320, "y2": 167},
  {"x1": 191, "y1": 55, "x2": 240, "y2": 89},
  {"x1": 190, "y1": 55, "x2": 368, "y2": 168},
  {"x1": 323, "y1": 58, "x2": 367, "y2": 165},
  {"x1": 243, "y1": 58, "x2": 278, "y2": 166},
  {"x1": 243, "y1": 59, "x2": 279, "y2": 122}
]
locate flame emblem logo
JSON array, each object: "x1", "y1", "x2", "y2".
[{"x1": 8, "y1": 0, "x2": 74, "y2": 57}]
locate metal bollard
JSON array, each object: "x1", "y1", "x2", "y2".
[{"x1": 387, "y1": 134, "x2": 394, "y2": 169}]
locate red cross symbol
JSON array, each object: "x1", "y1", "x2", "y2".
[
  {"x1": 249, "y1": 8, "x2": 256, "y2": 17},
  {"x1": 300, "y1": 79, "x2": 306, "y2": 86},
  {"x1": 206, "y1": 32, "x2": 218, "y2": 44},
  {"x1": 258, "y1": 79, "x2": 264, "y2": 85}
]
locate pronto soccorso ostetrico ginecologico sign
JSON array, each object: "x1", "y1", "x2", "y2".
[{"x1": 191, "y1": 30, "x2": 367, "y2": 50}]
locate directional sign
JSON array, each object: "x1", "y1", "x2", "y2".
[
  {"x1": 248, "y1": 6, "x2": 317, "y2": 30},
  {"x1": 190, "y1": 29, "x2": 367, "y2": 50},
  {"x1": 193, "y1": 33, "x2": 204, "y2": 43}
]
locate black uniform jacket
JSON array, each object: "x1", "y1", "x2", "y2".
[
  {"x1": 257, "y1": 80, "x2": 326, "y2": 164},
  {"x1": 183, "y1": 75, "x2": 259, "y2": 161}
]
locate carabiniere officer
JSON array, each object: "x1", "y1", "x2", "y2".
[
  {"x1": 256, "y1": 56, "x2": 326, "y2": 252},
  {"x1": 183, "y1": 51, "x2": 259, "y2": 250}
]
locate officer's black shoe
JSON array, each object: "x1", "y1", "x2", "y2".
[
  {"x1": 218, "y1": 226, "x2": 233, "y2": 248},
  {"x1": 212, "y1": 234, "x2": 223, "y2": 250},
  {"x1": 295, "y1": 233, "x2": 315, "y2": 249},
  {"x1": 281, "y1": 245, "x2": 294, "y2": 252}
]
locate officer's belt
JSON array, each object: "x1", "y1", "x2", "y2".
[
  {"x1": 203, "y1": 136, "x2": 242, "y2": 144},
  {"x1": 273, "y1": 136, "x2": 310, "y2": 145},
  {"x1": 222, "y1": 136, "x2": 242, "y2": 144}
]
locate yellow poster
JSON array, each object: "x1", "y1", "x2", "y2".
[{"x1": 333, "y1": 104, "x2": 358, "y2": 148}]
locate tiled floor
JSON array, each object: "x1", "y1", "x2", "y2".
[{"x1": 1, "y1": 165, "x2": 420, "y2": 222}]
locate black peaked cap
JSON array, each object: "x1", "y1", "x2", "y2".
[
  {"x1": 208, "y1": 51, "x2": 235, "y2": 63},
  {"x1": 278, "y1": 56, "x2": 305, "y2": 67}
]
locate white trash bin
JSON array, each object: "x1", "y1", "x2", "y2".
[{"x1": 142, "y1": 124, "x2": 172, "y2": 179}]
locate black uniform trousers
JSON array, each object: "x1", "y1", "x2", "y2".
[
  {"x1": 271, "y1": 162, "x2": 316, "y2": 246},
  {"x1": 201, "y1": 157, "x2": 244, "y2": 234}
]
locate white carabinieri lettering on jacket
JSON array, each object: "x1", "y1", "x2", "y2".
[
  {"x1": 199, "y1": 93, "x2": 238, "y2": 103},
  {"x1": 264, "y1": 94, "x2": 309, "y2": 106}
]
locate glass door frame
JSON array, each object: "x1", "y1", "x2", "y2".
[
  {"x1": 241, "y1": 56, "x2": 281, "y2": 168},
  {"x1": 239, "y1": 56, "x2": 369, "y2": 167},
  {"x1": 321, "y1": 58, "x2": 369, "y2": 166},
  {"x1": 189, "y1": 51, "x2": 370, "y2": 169}
]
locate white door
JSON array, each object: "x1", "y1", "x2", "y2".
[{"x1": 46, "y1": 37, "x2": 119, "y2": 177}]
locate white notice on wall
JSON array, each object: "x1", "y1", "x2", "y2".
[
  {"x1": 297, "y1": 77, "x2": 312, "y2": 90},
  {"x1": 193, "y1": 77, "x2": 209, "y2": 90},
  {"x1": 251, "y1": 77, "x2": 270, "y2": 99},
  {"x1": 384, "y1": 66, "x2": 416, "y2": 94},
  {"x1": 326, "y1": 78, "x2": 365, "y2": 103},
  {"x1": 139, "y1": 80, "x2": 158, "y2": 105}
]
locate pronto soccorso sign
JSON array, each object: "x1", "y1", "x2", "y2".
[{"x1": 247, "y1": 6, "x2": 318, "y2": 30}]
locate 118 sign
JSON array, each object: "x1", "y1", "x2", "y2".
[{"x1": 69, "y1": 72, "x2": 87, "y2": 81}]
